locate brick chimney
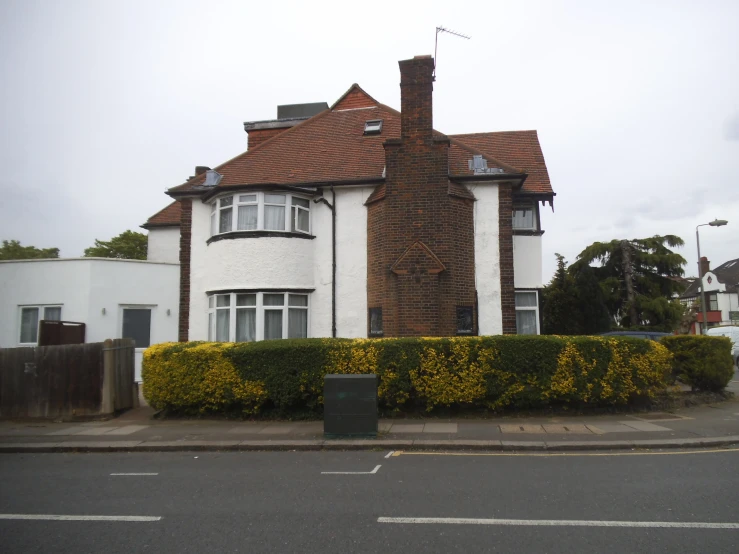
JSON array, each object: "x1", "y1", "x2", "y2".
[
  {"x1": 195, "y1": 166, "x2": 210, "y2": 176},
  {"x1": 399, "y1": 55, "x2": 435, "y2": 141},
  {"x1": 700, "y1": 256, "x2": 710, "y2": 277}
]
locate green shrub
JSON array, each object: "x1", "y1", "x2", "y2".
[
  {"x1": 660, "y1": 335, "x2": 734, "y2": 392},
  {"x1": 142, "y1": 335, "x2": 673, "y2": 416}
]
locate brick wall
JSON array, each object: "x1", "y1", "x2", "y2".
[
  {"x1": 498, "y1": 185, "x2": 517, "y2": 334},
  {"x1": 366, "y1": 56, "x2": 477, "y2": 337},
  {"x1": 247, "y1": 127, "x2": 288, "y2": 150},
  {"x1": 178, "y1": 199, "x2": 192, "y2": 342}
]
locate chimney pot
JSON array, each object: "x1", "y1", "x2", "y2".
[{"x1": 700, "y1": 256, "x2": 710, "y2": 277}]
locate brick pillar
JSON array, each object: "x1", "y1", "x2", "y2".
[
  {"x1": 178, "y1": 199, "x2": 192, "y2": 342},
  {"x1": 498, "y1": 185, "x2": 516, "y2": 334}
]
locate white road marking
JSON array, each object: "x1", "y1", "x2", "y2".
[
  {"x1": 110, "y1": 473, "x2": 159, "y2": 476},
  {"x1": 377, "y1": 517, "x2": 739, "y2": 529},
  {"x1": 384, "y1": 451, "x2": 395, "y2": 458},
  {"x1": 0, "y1": 514, "x2": 160, "y2": 522},
  {"x1": 322, "y1": 464, "x2": 381, "y2": 475}
]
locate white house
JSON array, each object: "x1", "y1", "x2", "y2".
[
  {"x1": 0, "y1": 258, "x2": 179, "y2": 380},
  {"x1": 147, "y1": 55, "x2": 555, "y2": 342},
  {"x1": 681, "y1": 256, "x2": 739, "y2": 333}
]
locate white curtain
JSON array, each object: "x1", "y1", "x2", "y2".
[
  {"x1": 288, "y1": 309, "x2": 307, "y2": 338},
  {"x1": 516, "y1": 310, "x2": 538, "y2": 335},
  {"x1": 43, "y1": 307, "x2": 61, "y2": 321},
  {"x1": 264, "y1": 310, "x2": 283, "y2": 339},
  {"x1": 219, "y1": 207, "x2": 233, "y2": 233},
  {"x1": 237, "y1": 205, "x2": 258, "y2": 230},
  {"x1": 515, "y1": 292, "x2": 538, "y2": 307},
  {"x1": 513, "y1": 208, "x2": 534, "y2": 229},
  {"x1": 20, "y1": 307, "x2": 39, "y2": 343},
  {"x1": 264, "y1": 206, "x2": 285, "y2": 230},
  {"x1": 236, "y1": 309, "x2": 256, "y2": 342},
  {"x1": 216, "y1": 310, "x2": 230, "y2": 341}
]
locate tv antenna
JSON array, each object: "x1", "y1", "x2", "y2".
[{"x1": 434, "y1": 26, "x2": 471, "y2": 79}]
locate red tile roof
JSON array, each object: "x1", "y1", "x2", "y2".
[
  {"x1": 166, "y1": 86, "x2": 554, "y2": 199},
  {"x1": 142, "y1": 201, "x2": 181, "y2": 228}
]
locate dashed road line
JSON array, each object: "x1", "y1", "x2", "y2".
[
  {"x1": 392, "y1": 448, "x2": 739, "y2": 457},
  {"x1": 384, "y1": 451, "x2": 395, "y2": 458},
  {"x1": 0, "y1": 514, "x2": 160, "y2": 522},
  {"x1": 110, "y1": 473, "x2": 158, "y2": 476},
  {"x1": 377, "y1": 517, "x2": 739, "y2": 529},
  {"x1": 322, "y1": 464, "x2": 381, "y2": 475}
]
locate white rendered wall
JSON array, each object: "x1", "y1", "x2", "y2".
[
  {"x1": 467, "y1": 182, "x2": 503, "y2": 336},
  {"x1": 0, "y1": 258, "x2": 179, "y2": 381},
  {"x1": 513, "y1": 235, "x2": 543, "y2": 289},
  {"x1": 147, "y1": 227, "x2": 180, "y2": 263},
  {"x1": 334, "y1": 187, "x2": 371, "y2": 337},
  {"x1": 188, "y1": 187, "x2": 373, "y2": 341}
]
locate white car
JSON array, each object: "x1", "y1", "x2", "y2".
[{"x1": 706, "y1": 326, "x2": 739, "y2": 366}]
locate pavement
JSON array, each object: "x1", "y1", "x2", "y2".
[
  {"x1": 2, "y1": 372, "x2": 739, "y2": 453},
  {"x1": 3, "y1": 449, "x2": 739, "y2": 552}
]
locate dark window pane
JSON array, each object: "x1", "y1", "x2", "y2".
[
  {"x1": 122, "y1": 309, "x2": 152, "y2": 348},
  {"x1": 369, "y1": 307, "x2": 383, "y2": 336},
  {"x1": 456, "y1": 306, "x2": 474, "y2": 334},
  {"x1": 20, "y1": 307, "x2": 39, "y2": 343}
]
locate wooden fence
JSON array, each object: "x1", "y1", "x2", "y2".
[{"x1": 0, "y1": 338, "x2": 135, "y2": 420}]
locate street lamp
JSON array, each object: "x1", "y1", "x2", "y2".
[{"x1": 696, "y1": 219, "x2": 728, "y2": 334}]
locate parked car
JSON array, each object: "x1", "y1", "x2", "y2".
[
  {"x1": 599, "y1": 331, "x2": 670, "y2": 341},
  {"x1": 706, "y1": 326, "x2": 739, "y2": 366}
]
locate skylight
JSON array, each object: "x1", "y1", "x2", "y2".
[{"x1": 364, "y1": 119, "x2": 383, "y2": 135}]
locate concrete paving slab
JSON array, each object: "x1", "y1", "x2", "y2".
[
  {"x1": 73, "y1": 427, "x2": 120, "y2": 436},
  {"x1": 500, "y1": 424, "x2": 544, "y2": 434},
  {"x1": 501, "y1": 440, "x2": 546, "y2": 451},
  {"x1": 379, "y1": 422, "x2": 393, "y2": 433},
  {"x1": 588, "y1": 423, "x2": 642, "y2": 433},
  {"x1": 104, "y1": 425, "x2": 149, "y2": 435},
  {"x1": 46, "y1": 427, "x2": 86, "y2": 436},
  {"x1": 257, "y1": 426, "x2": 294, "y2": 435},
  {"x1": 585, "y1": 425, "x2": 606, "y2": 435},
  {"x1": 227, "y1": 426, "x2": 267, "y2": 434},
  {"x1": 389, "y1": 424, "x2": 424, "y2": 433},
  {"x1": 619, "y1": 421, "x2": 672, "y2": 432},
  {"x1": 543, "y1": 424, "x2": 592, "y2": 434},
  {"x1": 423, "y1": 423, "x2": 458, "y2": 433}
]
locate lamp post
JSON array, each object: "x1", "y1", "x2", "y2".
[{"x1": 696, "y1": 219, "x2": 728, "y2": 334}]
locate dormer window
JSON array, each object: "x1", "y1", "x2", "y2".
[
  {"x1": 204, "y1": 169, "x2": 223, "y2": 187},
  {"x1": 364, "y1": 119, "x2": 383, "y2": 135}
]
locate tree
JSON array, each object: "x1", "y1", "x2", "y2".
[
  {"x1": 541, "y1": 254, "x2": 611, "y2": 335},
  {"x1": 84, "y1": 230, "x2": 147, "y2": 260},
  {"x1": 571, "y1": 235, "x2": 687, "y2": 331},
  {"x1": 0, "y1": 240, "x2": 59, "y2": 260}
]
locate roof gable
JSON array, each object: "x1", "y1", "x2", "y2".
[
  {"x1": 142, "y1": 201, "x2": 181, "y2": 228},
  {"x1": 331, "y1": 84, "x2": 379, "y2": 110}
]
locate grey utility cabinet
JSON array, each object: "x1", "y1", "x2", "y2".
[{"x1": 323, "y1": 374, "x2": 378, "y2": 437}]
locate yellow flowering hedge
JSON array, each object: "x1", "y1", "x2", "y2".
[{"x1": 142, "y1": 336, "x2": 678, "y2": 416}]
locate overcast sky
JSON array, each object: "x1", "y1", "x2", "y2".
[{"x1": 1, "y1": 0, "x2": 737, "y2": 280}]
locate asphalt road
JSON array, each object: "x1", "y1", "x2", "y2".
[{"x1": 1, "y1": 449, "x2": 739, "y2": 553}]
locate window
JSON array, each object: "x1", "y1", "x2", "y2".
[
  {"x1": 456, "y1": 306, "x2": 474, "y2": 335},
  {"x1": 122, "y1": 308, "x2": 152, "y2": 348},
  {"x1": 364, "y1": 119, "x2": 383, "y2": 135},
  {"x1": 369, "y1": 308, "x2": 383, "y2": 336},
  {"x1": 708, "y1": 293, "x2": 719, "y2": 311},
  {"x1": 210, "y1": 192, "x2": 311, "y2": 236},
  {"x1": 19, "y1": 305, "x2": 62, "y2": 344},
  {"x1": 512, "y1": 202, "x2": 537, "y2": 230},
  {"x1": 515, "y1": 291, "x2": 539, "y2": 335},
  {"x1": 207, "y1": 292, "x2": 309, "y2": 342}
]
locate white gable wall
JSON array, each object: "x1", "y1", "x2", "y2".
[{"x1": 147, "y1": 227, "x2": 180, "y2": 263}]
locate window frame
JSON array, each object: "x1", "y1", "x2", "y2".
[
  {"x1": 206, "y1": 292, "x2": 310, "y2": 342},
  {"x1": 512, "y1": 201, "x2": 539, "y2": 231},
  {"x1": 120, "y1": 306, "x2": 154, "y2": 349},
  {"x1": 210, "y1": 192, "x2": 312, "y2": 237},
  {"x1": 708, "y1": 292, "x2": 719, "y2": 311},
  {"x1": 515, "y1": 290, "x2": 540, "y2": 335},
  {"x1": 18, "y1": 304, "x2": 63, "y2": 345}
]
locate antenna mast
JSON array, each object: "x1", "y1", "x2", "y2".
[{"x1": 434, "y1": 26, "x2": 471, "y2": 79}]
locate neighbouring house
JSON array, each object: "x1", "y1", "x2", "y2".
[
  {"x1": 680, "y1": 256, "x2": 739, "y2": 334},
  {"x1": 147, "y1": 55, "x2": 555, "y2": 343},
  {"x1": 0, "y1": 258, "x2": 179, "y2": 380}
]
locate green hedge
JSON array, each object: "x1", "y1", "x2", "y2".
[
  {"x1": 660, "y1": 335, "x2": 734, "y2": 392},
  {"x1": 142, "y1": 336, "x2": 674, "y2": 416}
]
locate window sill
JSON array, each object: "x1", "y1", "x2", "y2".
[
  {"x1": 207, "y1": 231, "x2": 316, "y2": 244},
  {"x1": 512, "y1": 229, "x2": 545, "y2": 236}
]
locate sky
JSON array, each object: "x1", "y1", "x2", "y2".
[{"x1": 1, "y1": 0, "x2": 737, "y2": 281}]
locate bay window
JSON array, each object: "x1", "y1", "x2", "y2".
[
  {"x1": 210, "y1": 192, "x2": 311, "y2": 237},
  {"x1": 512, "y1": 201, "x2": 538, "y2": 231},
  {"x1": 207, "y1": 292, "x2": 309, "y2": 342}
]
